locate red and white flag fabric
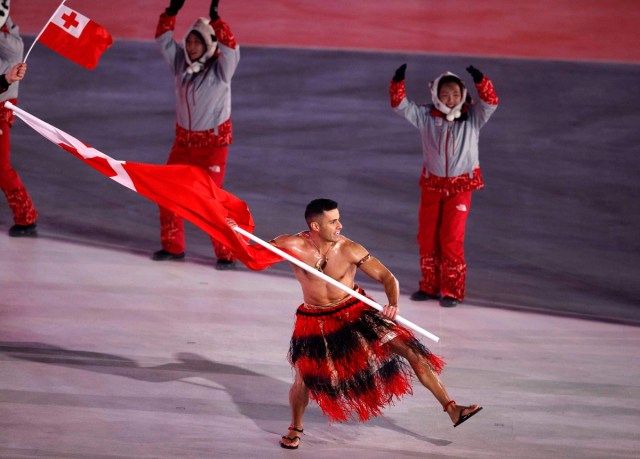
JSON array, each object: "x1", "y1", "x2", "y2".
[
  {"x1": 6, "y1": 101, "x2": 284, "y2": 271},
  {"x1": 37, "y1": 4, "x2": 113, "y2": 70}
]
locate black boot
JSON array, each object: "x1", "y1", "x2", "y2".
[
  {"x1": 440, "y1": 296, "x2": 460, "y2": 308},
  {"x1": 215, "y1": 259, "x2": 236, "y2": 270},
  {"x1": 9, "y1": 223, "x2": 37, "y2": 237},
  {"x1": 410, "y1": 290, "x2": 440, "y2": 301},
  {"x1": 152, "y1": 249, "x2": 185, "y2": 261}
]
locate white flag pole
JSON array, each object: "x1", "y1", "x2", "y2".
[
  {"x1": 233, "y1": 226, "x2": 440, "y2": 343},
  {"x1": 24, "y1": 0, "x2": 67, "y2": 63}
]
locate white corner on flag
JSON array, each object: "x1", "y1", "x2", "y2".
[
  {"x1": 5, "y1": 101, "x2": 137, "y2": 192},
  {"x1": 51, "y1": 6, "x2": 90, "y2": 38}
]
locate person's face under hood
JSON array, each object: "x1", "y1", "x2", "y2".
[
  {"x1": 185, "y1": 31, "x2": 206, "y2": 62},
  {"x1": 430, "y1": 72, "x2": 468, "y2": 121},
  {"x1": 438, "y1": 82, "x2": 463, "y2": 110}
]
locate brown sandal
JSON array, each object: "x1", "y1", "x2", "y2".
[
  {"x1": 454, "y1": 406, "x2": 482, "y2": 427},
  {"x1": 443, "y1": 400, "x2": 483, "y2": 427},
  {"x1": 280, "y1": 426, "x2": 303, "y2": 449}
]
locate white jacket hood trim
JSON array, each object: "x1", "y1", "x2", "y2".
[
  {"x1": 183, "y1": 17, "x2": 218, "y2": 75},
  {"x1": 429, "y1": 71, "x2": 467, "y2": 121}
]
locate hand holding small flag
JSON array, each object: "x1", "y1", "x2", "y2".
[
  {"x1": 6, "y1": 62, "x2": 27, "y2": 84},
  {"x1": 1, "y1": 62, "x2": 26, "y2": 94}
]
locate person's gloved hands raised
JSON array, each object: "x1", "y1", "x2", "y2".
[
  {"x1": 466, "y1": 65, "x2": 484, "y2": 84},
  {"x1": 209, "y1": 0, "x2": 220, "y2": 21},
  {"x1": 393, "y1": 63, "x2": 407, "y2": 82},
  {"x1": 165, "y1": 0, "x2": 186, "y2": 16}
]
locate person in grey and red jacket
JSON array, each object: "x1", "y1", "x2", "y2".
[
  {"x1": 390, "y1": 64, "x2": 499, "y2": 307},
  {"x1": 151, "y1": 0, "x2": 240, "y2": 270},
  {"x1": 0, "y1": 13, "x2": 38, "y2": 237}
]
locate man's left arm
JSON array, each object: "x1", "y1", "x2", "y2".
[{"x1": 355, "y1": 249, "x2": 400, "y2": 320}]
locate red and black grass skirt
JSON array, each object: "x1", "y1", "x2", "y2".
[{"x1": 288, "y1": 286, "x2": 445, "y2": 423}]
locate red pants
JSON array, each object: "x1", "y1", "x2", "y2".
[
  {"x1": 0, "y1": 102, "x2": 38, "y2": 226},
  {"x1": 417, "y1": 186, "x2": 472, "y2": 301},
  {"x1": 158, "y1": 141, "x2": 234, "y2": 261}
]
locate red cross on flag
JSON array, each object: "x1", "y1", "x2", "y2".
[{"x1": 38, "y1": 4, "x2": 113, "y2": 70}]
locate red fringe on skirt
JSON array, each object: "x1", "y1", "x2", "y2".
[{"x1": 288, "y1": 286, "x2": 445, "y2": 423}]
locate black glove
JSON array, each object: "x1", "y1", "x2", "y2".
[
  {"x1": 392, "y1": 63, "x2": 407, "y2": 82},
  {"x1": 466, "y1": 65, "x2": 484, "y2": 84},
  {"x1": 209, "y1": 0, "x2": 220, "y2": 21},
  {"x1": 165, "y1": 0, "x2": 186, "y2": 16}
]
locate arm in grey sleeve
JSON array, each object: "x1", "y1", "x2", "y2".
[
  {"x1": 394, "y1": 98, "x2": 427, "y2": 129},
  {"x1": 156, "y1": 32, "x2": 181, "y2": 74}
]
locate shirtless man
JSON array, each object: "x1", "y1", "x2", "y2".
[{"x1": 271, "y1": 198, "x2": 482, "y2": 450}]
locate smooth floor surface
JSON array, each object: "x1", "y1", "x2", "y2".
[{"x1": 1, "y1": 235, "x2": 639, "y2": 458}]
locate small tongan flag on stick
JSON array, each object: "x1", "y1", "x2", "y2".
[{"x1": 25, "y1": 1, "x2": 113, "y2": 70}]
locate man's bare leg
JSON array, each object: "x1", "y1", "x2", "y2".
[
  {"x1": 280, "y1": 370, "x2": 309, "y2": 448},
  {"x1": 388, "y1": 339, "x2": 481, "y2": 425}
]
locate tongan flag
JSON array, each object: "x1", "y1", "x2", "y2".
[
  {"x1": 6, "y1": 102, "x2": 284, "y2": 271},
  {"x1": 38, "y1": 5, "x2": 113, "y2": 70}
]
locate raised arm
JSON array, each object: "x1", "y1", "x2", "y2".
[
  {"x1": 155, "y1": 0, "x2": 185, "y2": 38},
  {"x1": 209, "y1": 0, "x2": 239, "y2": 82},
  {"x1": 389, "y1": 63, "x2": 426, "y2": 129},
  {"x1": 465, "y1": 65, "x2": 499, "y2": 126},
  {"x1": 389, "y1": 63, "x2": 407, "y2": 108},
  {"x1": 466, "y1": 65, "x2": 499, "y2": 105}
]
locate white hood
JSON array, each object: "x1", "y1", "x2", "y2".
[
  {"x1": 183, "y1": 17, "x2": 218, "y2": 75},
  {"x1": 429, "y1": 71, "x2": 467, "y2": 121}
]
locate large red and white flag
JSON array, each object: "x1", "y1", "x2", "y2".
[
  {"x1": 6, "y1": 101, "x2": 284, "y2": 271},
  {"x1": 37, "y1": 4, "x2": 113, "y2": 70}
]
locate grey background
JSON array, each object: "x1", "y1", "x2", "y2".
[{"x1": 9, "y1": 38, "x2": 640, "y2": 324}]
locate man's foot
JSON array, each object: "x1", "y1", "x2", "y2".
[
  {"x1": 410, "y1": 290, "x2": 440, "y2": 301},
  {"x1": 280, "y1": 426, "x2": 303, "y2": 449},
  {"x1": 9, "y1": 223, "x2": 37, "y2": 237},
  {"x1": 215, "y1": 259, "x2": 236, "y2": 271},
  {"x1": 440, "y1": 296, "x2": 460, "y2": 308},
  {"x1": 444, "y1": 400, "x2": 483, "y2": 427},
  {"x1": 453, "y1": 405, "x2": 482, "y2": 427},
  {"x1": 151, "y1": 249, "x2": 185, "y2": 261}
]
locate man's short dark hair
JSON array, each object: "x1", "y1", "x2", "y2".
[{"x1": 305, "y1": 198, "x2": 338, "y2": 224}]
